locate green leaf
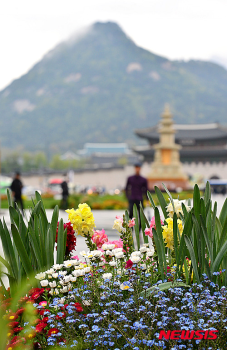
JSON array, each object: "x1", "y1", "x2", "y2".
[
  {"x1": 162, "y1": 182, "x2": 175, "y2": 212},
  {"x1": 193, "y1": 184, "x2": 201, "y2": 221},
  {"x1": 56, "y1": 219, "x2": 66, "y2": 264},
  {"x1": 147, "y1": 191, "x2": 156, "y2": 210},
  {"x1": 140, "y1": 204, "x2": 149, "y2": 244},
  {"x1": 211, "y1": 240, "x2": 227, "y2": 274},
  {"x1": 0, "y1": 219, "x2": 18, "y2": 281},
  {"x1": 219, "y1": 198, "x2": 227, "y2": 227},
  {"x1": 140, "y1": 281, "x2": 190, "y2": 296},
  {"x1": 154, "y1": 207, "x2": 167, "y2": 274},
  {"x1": 11, "y1": 224, "x2": 33, "y2": 276},
  {"x1": 184, "y1": 235, "x2": 200, "y2": 283},
  {"x1": 204, "y1": 181, "x2": 211, "y2": 207},
  {"x1": 133, "y1": 204, "x2": 140, "y2": 250},
  {"x1": 173, "y1": 213, "x2": 178, "y2": 263},
  {"x1": 154, "y1": 186, "x2": 168, "y2": 218},
  {"x1": 152, "y1": 229, "x2": 164, "y2": 280},
  {"x1": 7, "y1": 188, "x2": 13, "y2": 207}
]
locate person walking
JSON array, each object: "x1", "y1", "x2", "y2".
[
  {"x1": 125, "y1": 163, "x2": 148, "y2": 219},
  {"x1": 61, "y1": 174, "x2": 69, "y2": 210},
  {"x1": 10, "y1": 171, "x2": 24, "y2": 211}
]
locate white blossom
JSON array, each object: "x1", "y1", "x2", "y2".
[
  {"x1": 102, "y1": 273, "x2": 112, "y2": 280},
  {"x1": 40, "y1": 279, "x2": 49, "y2": 287},
  {"x1": 130, "y1": 255, "x2": 141, "y2": 264},
  {"x1": 35, "y1": 272, "x2": 46, "y2": 280}
]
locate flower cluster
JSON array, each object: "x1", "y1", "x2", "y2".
[
  {"x1": 66, "y1": 203, "x2": 95, "y2": 237},
  {"x1": 145, "y1": 215, "x2": 164, "y2": 238},
  {"x1": 56, "y1": 221, "x2": 76, "y2": 256},
  {"x1": 166, "y1": 198, "x2": 191, "y2": 218},
  {"x1": 162, "y1": 217, "x2": 183, "y2": 250}
]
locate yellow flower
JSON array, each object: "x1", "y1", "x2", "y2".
[
  {"x1": 162, "y1": 218, "x2": 183, "y2": 250},
  {"x1": 66, "y1": 203, "x2": 95, "y2": 237}
]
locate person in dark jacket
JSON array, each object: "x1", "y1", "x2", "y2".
[
  {"x1": 61, "y1": 174, "x2": 69, "y2": 209},
  {"x1": 10, "y1": 172, "x2": 24, "y2": 211},
  {"x1": 125, "y1": 163, "x2": 148, "y2": 219}
]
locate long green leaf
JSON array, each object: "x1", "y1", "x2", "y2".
[
  {"x1": 141, "y1": 281, "x2": 190, "y2": 296},
  {"x1": 204, "y1": 181, "x2": 211, "y2": 207},
  {"x1": 219, "y1": 198, "x2": 227, "y2": 227},
  {"x1": 152, "y1": 229, "x2": 164, "y2": 280},
  {"x1": 147, "y1": 191, "x2": 156, "y2": 210},
  {"x1": 154, "y1": 207, "x2": 167, "y2": 273},
  {"x1": 133, "y1": 204, "x2": 140, "y2": 250},
  {"x1": 7, "y1": 188, "x2": 13, "y2": 207},
  {"x1": 184, "y1": 235, "x2": 200, "y2": 283},
  {"x1": 140, "y1": 204, "x2": 149, "y2": 244},
  {"x1": 154, "y1": 186, "x2": 168, "y2": 218},
  {"x1": 11, "y1": 224, "x2": 33, "y2": 276},
  {"x1": 0, "y1": 219, "x2": 18, "y2": 280},
  {"x1": 193, "y1": 184, "x2": 201, "y2": 221},
  {"x1": 200, "y1": 215, "x2": 213, "y2": 263},
  {"x1": 56, "y1": 219, "x2": 66, "y2": 264},
  {"x1": 211, "y1": 240, "x2": 227, "y2": 274}
]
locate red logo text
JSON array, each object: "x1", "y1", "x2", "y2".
[{"x1": 159, "y1": 330, "x2": 218, "y2": 340}]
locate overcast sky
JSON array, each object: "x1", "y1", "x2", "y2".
[{"x1": 1, "y1": 0, "x2": 227, "y2": 90}]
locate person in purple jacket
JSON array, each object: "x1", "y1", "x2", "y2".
[{"x1": 125, "y1": 163, "x2": 148, "y2": 220}]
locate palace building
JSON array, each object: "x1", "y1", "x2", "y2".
[{"x1": 134, "y1": 109, "x2": 227, "y2": 181}]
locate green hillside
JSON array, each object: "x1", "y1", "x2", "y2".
[{"x1": 0, "y1": 21, "x2": 227, "y2": 152}]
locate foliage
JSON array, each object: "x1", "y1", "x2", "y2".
[
  {"x1": 0, "y1": 190, "x2": 67, "y2": 290},
  {"x1": 1, "y1": 23, "x2": 227, "y2": 151}
]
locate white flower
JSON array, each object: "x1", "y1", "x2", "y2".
[
  {"x1": 140, "y1": 247, "x2": 148, "y2": 253},
  {"x1": 91, "y1": 250, "x2": 103, "y2": 258},
  {"x1": 99, "y1": 261, "x2": 105, "y2": 266},
  {"x1": 140, "y1": 264, "x2": 146, "y2": 270},
  {"x1": 71, "y1": 276, "x2": 77, "y2": 282},
  {"x1": 49, "y1": 281, "x2": 57, "y2": 288},
  {"x1": 102, "y1": 273, "x2": 112, "y2": 280},
  {"x1": 58, "y1": 271, "x2": 67, "y2": 276},
  {"x1": 45, "y1": 268, "x2": 54, "y2": 274},
  {"x1": 120, "y1": 282, "x2": 131, "y2": 290},
  {"x1": 72, "y1": 270, "x2": 80, "y2": 277},
  {"x1": 101, "y1": 244, "x2": 109, "y2": 250},
  {"x1": 60, "y1": 286, "x2": 68, "y2": 293},
  {"x1": 85, "y1": 266, "x2": 91, "y2": 273},
  {"x1": 82, "y1": 300, "x2": 91, "y2": 306},
  {"x1": 113, "y1": 248, "x2": 123, "y2": 254},
  {"x1": 131, "y1": 251, "x2": 141, "y2": 257},
  {"x1": 63, "y1": 275, "x2": 71, "y2": 284},
  {"x1": 80, "y1": 250, "x2": 87, "y2": 257},
  {"x1": 71, "y1": 259, "x2": 80, "y2": 266},
  {"x1": 143, "y1": 243, "x2": 149, "y2": 247},
  {"x1": 58, "y1": 297, "x2": 65, "y2": 304},
  {"x1": 40, "y1": 279, "x2": 49, "y2": 287},
  {"x1": 147, "y1": 246, "x2": 155, "y2": 257},
  {"x1": 35, "y1": 272, "x2": 46, "y2": 280},
  {"x1": 52, "y1": 272, "x2": 59, "y2": 278},
  {"x1": 166, "y1": 199, "x2": 190, "y2": 218},
  {"x1": 112, "y1": 219, "x2": 123, "y2": 232},
  {"x1": 105, "y1": 250, "x2": 114, "y2": 256},
  {"x1": 130, "y1": 256, "x2": 140, "y2": 264},
  {"x1": 106, "y1": 244, "x2": 116, "y2": 250},
  {"x1": 64, "y1": 260, "x2": 74, "y2": 268},
  {"x1": 109, "y1": 261, "x2": 117, "y2": 267},
  {"x1": 53, "y1": 264, "x2": 63, "y2": 270},
  {"x1": 115, "y1": 251, "x2": 124, "y2": 259}
]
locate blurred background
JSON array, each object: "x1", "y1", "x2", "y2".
[{"x1": 1, "y1": 0, "x2": 227, "y2": 210}]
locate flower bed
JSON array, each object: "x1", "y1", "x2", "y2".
[{"x1": 1, "y1": 184, "x2": 227, "y2": 349}]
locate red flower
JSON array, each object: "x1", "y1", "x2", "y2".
[
  {"x1": 48, "y1": 328, "x2": 59, "y2": 336},
  {"x1": 56, "y1": 311, "x2": 66, "y2": 320},
  {"x1": 39, "y1": 309, "x2": 50, "y2": 316},
  {"x1": 56, "y1": 222, "x2": 76, "y2": 255},
  {"x1": 36, "y1": 322, "x2": 47, "y2": 333},
  {"x1": 15, "y1": 307, "x2": 25, "y2": 317},
  {"x1": 29, "y1": 288, "x2": 45, "y2": 300},
  {"x1": 125, "y1": 259, "x2": 133, "y2": 269},
  {"x1": 13, "y1": 326, "x2": 24, "y2": 333},
  {"x1": 8, "y1": 321, "x2": 19, "y2": 328}
]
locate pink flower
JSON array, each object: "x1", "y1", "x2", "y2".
[
  {"x1": 128, "y1": 218, "x2": 135, "y2": 227},
  {"x1": 144, "y1": 216, "x2": 164, "y2": 238},
  {"x1": 115, "y1": 216, "x2": 123, "y2": 223},
  {"x1": 145, "y1": 227, "x2": 153, "y2": 238},
  {"x1": 108, "y1": 239, "x2": 123, "y2": 249},
  {"x1": 125, "y1": 259, "x2": 133, "y2": 269},
  {"x1": 92, "y1": 229, "x2": 108, "y2": 248},
  {"x1": 71, "y1": 255, "x2": 79, "y2": 260}
]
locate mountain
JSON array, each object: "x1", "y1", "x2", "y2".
[{"x1": 1, "y1": 21, "x2": 227, "y2": 153}]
